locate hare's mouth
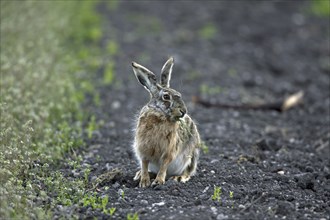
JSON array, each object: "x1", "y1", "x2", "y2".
[{"x1": 171, "y1": 113, "x2": 185, "y2": 122}]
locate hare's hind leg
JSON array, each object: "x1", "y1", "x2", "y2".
[
  {"x1": 170, "y1": 172, "x2": 191, "y2": 183},
  {"x1": 171, "y1": 149, "x2": 199, "y2": 183}
]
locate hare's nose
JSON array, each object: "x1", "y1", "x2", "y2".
[{"x1": 179, "y1": 109, "x2": 186, "y2": 118}]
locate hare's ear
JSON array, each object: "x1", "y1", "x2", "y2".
[
  {"x1": 132, "y1": 62, "x2": 158, "y2": 94},
  {"x1": 160, "y1": 57, "x2": 174, "y2": 87}
]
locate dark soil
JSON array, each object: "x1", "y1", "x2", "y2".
[{"x1": 59, "y1": 1, "x2": 330, "y2": 219}]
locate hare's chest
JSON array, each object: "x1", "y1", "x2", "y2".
[{"x1": 136, "y1": 115, "x2": 178, "y2": 159}]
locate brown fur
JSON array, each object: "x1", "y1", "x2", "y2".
[{"x1": 134, "y1": 106, "x2": 200, "y2": 187}]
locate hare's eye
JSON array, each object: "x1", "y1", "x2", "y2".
[{"x1": 163, "y1": 94, "x2": 171, "y2": 100}]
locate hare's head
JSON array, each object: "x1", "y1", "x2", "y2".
[{"x1": 132, "y1": 57, "x2": 187, "y2": 122}]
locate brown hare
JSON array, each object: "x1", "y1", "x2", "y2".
[{"x1": 132, "y1": 57, "x2": 201, "y2": 188}]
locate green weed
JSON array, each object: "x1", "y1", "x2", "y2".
[
  {"x1": 0, "y1": 1, "x2": 102, "y2": 218},
  {"x1": 87, "y1": 115, "x2": 98, "y2": 139},
  {"x1": 128, "y1": 14, "x2": 163, "y2": 36},
  {"x1": 103, "y1": 61, "x2": 115, "y2": 85},
  {"x1": 212, "y1": 186, "x2": 222, "y2": 202},
  {"x1": 103, "y1": 207, "x2": 116, "y2": 216},
  {"x1": 186, "y1": 70, "x2": 202, "y2": 81},
  {"x1": 121, "y1": 189, "x2": 125, "y2": 199},
  {"x1": 229, "y1": 191, "x2": 234, "y2": 208},
  {"x1": 84, "y1": 167, "x2": 91, "y2": 184},
  {"x1": 311, "y1": 0, "x2": 330, "y2": 17},
  {"x1": 109, "y1": 207, "x2": 116, "y2": 216},
  {"x1": 200, "y1": 83, "x2": 224, "y2": 95},
  {"x1": 83, "y1": 194, "x2": 116, "y2": 215},
  {"x1": 127, "y1": 212, "x2": 139, "y2": 220},
  {"x1": 106, "y1": 0, "x2": 119, "y2": 11},
  {"x1": 45, "y1": 171, "x2": 86, "y2": 207},
  {"x1": 200, "y1": 142, "x2": 209, "y2": 154},
  {"x1": 82, "y1": 194, "x2": 108, "y2": 210},
  {"x1": 199, "y1": 23, "x2": 217, "y2": 40},
  {"x1": 107, "y1": 40, "x2": 119, "y2": 56},
  {"x1": 229, "y1": 191, "x2": 234, "y2": 199},
  {"x1": 227, "y1": 68, "x2": 237, "y2": 77},
  {"x1": 67, "y1": 155, "x2": 83, "y2": 170}
]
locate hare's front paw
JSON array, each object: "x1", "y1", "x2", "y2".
[
  {"x1": 151, "y1": 176, "x2": 165, "y2": 187},
  {"x1": 139, "y1": 175, "x2": 151, "y2": 188}
]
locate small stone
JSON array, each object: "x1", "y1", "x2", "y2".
[
  {"x1": 140, "y1": 200, "x2": 148, "y2": 205},
  {"x1": 152, "y1": 201, "x2": 165, "y2": 207},
  {"x1": 199, "y1": 193, "x2": 209, "y2": 200},
  {"x1": 202, "y1": 186, "x2": 209, "y2": 193},
  {"x1": 117, "y1": 189, "x2": 124, "y2": 197},
  {"x1": 112, "y1": 101, "x2": 121, "y2": 109},
  {"x1": 108, "y1": 121, "x2": 115, "y2": 128},
  {"x1": 292, "y1": 13, "x2": 305, "y2": 26},
  {"x1": 112, "y1": 182, "x2": 120, "y2": 189},
  {"x1": 167, "y1": 200, "x2": 175, "y2": 205},
  {"x1": 238, "y1": 204, "x2": 245, "y2": 209},
  {"x1": 210, "y1": 170, "x2": 215, "y2": 174},
  {"x1": 82, "y1": 163, "x2": 90, "y2": 168},
  {"x1": 72, "y1": 170, "x2": 80, "y2": 178},
  {"x1": 211, "y1": 206, "x2": 217, "y2": 215},
  {"x1": 217, "y1": 213, "x2": 228, "y2": 220},
  {"x1": 277, "y1": 170, "x2": 285, "y2": 175},
  {"x1": 105, "y1": 163, "x2": 112, "y2": 171},
  {"x1": 170, "y1": 189, "x2": 180, "y2": 196}
]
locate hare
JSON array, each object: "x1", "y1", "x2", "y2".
[{"x1": 131, "y1": 57, "x2": 201, "y2": 188}]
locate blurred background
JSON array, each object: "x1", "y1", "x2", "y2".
[
  {"x1": 98, "y1": 0, "x2": 329, "y2": 112},
  {"x1": 1, "y1": 0, "x2": 329, "y2": 219}
]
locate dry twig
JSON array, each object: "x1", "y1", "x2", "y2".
[{"x1": 193, "y1": 91, "x2": 304, "y2": 112}]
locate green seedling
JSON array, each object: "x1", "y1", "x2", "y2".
[
  {"x1": 121, "y1": 190, "x2": 125, "y2": 199},
  {"x1": 311, "y1": 0, "x2": 330, "y2": 17},
  {"x1": 101, "y1": 195, "x2": 108, "y2": 211},
  {"x1": 109, "y1": 207, "x2": 116, "y2": 216},
  {"x1": 68, "y1": 160, "x2": 78, "y2": 170},
  {"x1": 83, "y1": 194, "x2": 109, "y2": 211},
  {"x1": 229, "y1": 191, "x2": 234, "y2": 199},
  {"x1": 200, "y1": 142, "x2": 209, "y2": 154},
  {"x1": 106, "y1": 0, "x2": 119, "y2": 11},
  {"x1": 212, "y1": 186, "x2": 222, "y2": 202},
  {"x1": 104, "y1": 207, "x2": 116, "y2": 216},
  {"x1": 200, "y1": 83, "x2": 224, "y2": 95},
  {"x1": 84, "y1": 167, "x2": 91, "y2": 184},
  {"x1": 103, "y1": 61, "x2": 115, "y2": 85},
  {"x1": 87, "y1": 115, "x2": 97, "y2": 139},
  {"x1": 127, "y1": 212, "x2": 139, "y2": 220},
  {"x1": 229, "y1": 191, "x2": 234, "y2": 208},
  {"x1": 227, "y1": 68, "x2": 237, "y2": 77},
  {"x1": 107, "y1": 40, "x2": 119, "y2": 56},
  {"x1": 199, "y1": 23, "x2": 217, "y2": 39}
]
